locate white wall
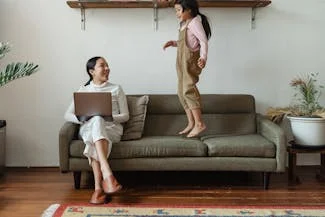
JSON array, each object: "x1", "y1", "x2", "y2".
[{"x1": 0, "y1": 0, "x2": 324, "y2": 166}]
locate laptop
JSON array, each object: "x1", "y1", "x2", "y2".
[{"x1": 74, "y1": 92, "x2": 113, "y2": 122}]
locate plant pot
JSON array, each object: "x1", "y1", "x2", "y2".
[
  {"x1": 0, "y1": 120, "x2": 6, "y2": 175},
  {"x1": 287, "y1": 116, "x2": 325, "y2": 147}
]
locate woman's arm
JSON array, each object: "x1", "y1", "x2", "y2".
[
  {"x1": 189, "y1": 17, "x2": 208, "y2": 61},
  {"x1": 64, "y1": 101, "x2": 83, "y2": 124},
  {"x1": 64, "y1": 86, "x2": 84, "y2": 124},
  {"x1": 113, "y1": 85, "x2": 129, "y2": 123}
]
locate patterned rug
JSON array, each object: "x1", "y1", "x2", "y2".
[{"x1": 41, "y1": 204, "x2": 325, "y2": 217}]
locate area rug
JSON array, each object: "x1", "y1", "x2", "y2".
[{"x1": 41, "y1": 204, "x2": 325, "y2": 217}]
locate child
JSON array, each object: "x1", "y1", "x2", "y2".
[
  {"x1": 163, "y1": 0, "x2": 211, "y2": 138},
  {"x1": 64, "y1": 56, "x2": 129, "y2": 204}
]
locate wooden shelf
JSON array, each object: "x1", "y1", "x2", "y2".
[
  {"x1": 67, "y1": 0, "x2": 272, "y2": 9},
  {"x1": 67, "y1": 0, "x2": 272, "y2": 30}
]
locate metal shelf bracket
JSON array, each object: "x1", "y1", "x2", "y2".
[
  {"x1": 153, "y1": 0, "x2": 158, "y2": 31},
  {"x1": 78, "y1": 2, "x2": 86, "y2": 30},
  {"x1": 251, "y1": 7, "x2": 256, "y2": 29}
]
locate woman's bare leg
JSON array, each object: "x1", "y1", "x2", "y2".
[
  {"x1": 89, "y1": 159, "x2": 106, "y2": 204},
  {"x1": 91, "y1": 160, "x2": 103, "y2": 190},
  {"x1": 94, "y1": 139, "x2": 112, "y2": 179},
  {"x1": 94, "y1": 139, "x2": 122, "y2": 193}
]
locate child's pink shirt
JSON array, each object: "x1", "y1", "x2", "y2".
[{"x1": 183, "y1": 15, "x2": 208, "y2": 61}]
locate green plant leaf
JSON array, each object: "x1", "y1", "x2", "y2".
[
  {"x1": 0, "y1": 62, "x2": 39, "y2": 87},
  {"x1": 0, "y1": 42, "x2": 11, "y2": 60}
]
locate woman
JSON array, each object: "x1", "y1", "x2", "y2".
[{"x1": 64, "y1": 56, "x2": 129, "y2": 204}]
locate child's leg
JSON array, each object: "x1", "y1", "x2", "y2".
[
  {"x1": 178, "y1": 108, "x2": 195, "y2": 135},
  {"x1": 187, "y1": 108, "x2": 206, "y2": 138}
]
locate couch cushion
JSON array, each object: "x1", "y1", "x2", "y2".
[
  {"x1": 203, "y1": 134, "x2": 275, "y2": 158},
  {"x1": 145, "y1": 94, "x2": 255, "y2": 114},
  {"x1": 144, "y1": 113, "x2": 256, "y2": 137},
  {"x1": 69, "y1": 140, "x2": 86, "y2": 158},
  {"x1": 143, "y1": 94, "x2": 257, "y2": 136},
  {"x1": 121, "y1": 95, "x2": 149, "y2": 141},
  {"x1": 143, "y1": 115, "x2": 188, "y2": 136},
  {"x1": 69, "y1": 136, "x2": 207, "y2": 159},
  {"x1": 111, "y1": 136, "x2": 207, "y2": 159}
]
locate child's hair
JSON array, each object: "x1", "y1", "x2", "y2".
[
  {"x1": 84, "y1": 56, "x2": 102, "y2": 86},
  {"x1": 174, "y1": 0, "x2": 211, "y2": 39}
]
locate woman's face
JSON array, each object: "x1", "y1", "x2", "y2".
[
  {"x1": 174, "y1": 4, "x2": 192, "y2": 22},
  {"x1": 91, "y1": 58, "x2": 110, "y2": 84}
]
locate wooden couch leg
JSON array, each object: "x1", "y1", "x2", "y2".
[
  {"x1": 263, "y1": 172, "x2": 270, "y2": 190},
  {"x1": 73, "y1": 171, "x2": 81, "y2": 189}
]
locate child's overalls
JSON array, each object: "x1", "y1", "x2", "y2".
[{"x1": 176, "y1": 20, "x2": 202, "y2": 110}]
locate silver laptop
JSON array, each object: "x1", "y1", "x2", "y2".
[{"x1": 74, "y1": 92, "x2": 113, "y2": 122}]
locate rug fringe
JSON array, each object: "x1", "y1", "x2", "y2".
[{"x1": 41, "y1": 204, "x2": 60, "y2": 217}]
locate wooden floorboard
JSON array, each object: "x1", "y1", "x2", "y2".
[{"x1": 0, "y1": 166, "x2": 325, "y2": 217}]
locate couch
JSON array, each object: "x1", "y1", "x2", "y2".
[{"x1": 59, "y1": 94, "x2": 286, "y2": 190}]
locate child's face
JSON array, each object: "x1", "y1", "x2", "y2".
[
  {"x1": 91, "y1": 58, "x2": 110, "y2": 84},
  {"x1": 174, "y1": 4, "x2": 192, "y2": 22}
]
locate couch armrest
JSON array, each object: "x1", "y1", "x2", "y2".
[
  {"x1": 256, "y1": 114, "x2": 286, "y2": 172},
  {"x1": 59, "y1": 122, "x2": 79, "y2": 172}
]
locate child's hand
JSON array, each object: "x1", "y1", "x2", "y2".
[
  {"x1": 163, "y1": 41, "x2": 177, "y2": 50},
  {"x1": 198, "y1": 58, "x2": 206, "y2": 69}
]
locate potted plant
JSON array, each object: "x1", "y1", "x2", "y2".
[
  {"x1": 266, "y1": 72, "x2": 325, "y2": 147},
  {"x1": 0, "y1": 41, "x2": 39, "y2": 174}
]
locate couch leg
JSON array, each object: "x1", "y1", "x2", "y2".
[
  {"x1": 73, "y1": 171, "x2": 81, "y2": 189},
  {"x1": 263, "y1": 172, "x2": 270, "y2": 190}
]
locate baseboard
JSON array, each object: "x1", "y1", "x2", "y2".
[{"x1": 4, "y1": 166, "x2": 60, "y2": 172}]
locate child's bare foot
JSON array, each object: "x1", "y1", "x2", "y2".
[
  {"x1": 187, "y1": 123, "x2": 206, "y2": 138},
  {"x1": 178, "y1": 124, "x2": 194, "y2": 135}
]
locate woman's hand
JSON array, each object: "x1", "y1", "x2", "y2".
[
  {"x1": 197, "y1": 58, "x2": 206, "y2": 69},
  {"x1": 163, "y1": 41, "x2": 177, "y2": 50}
]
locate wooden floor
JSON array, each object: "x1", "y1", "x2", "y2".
[{"x1": 0, "y1": 166, "x2": 325, "y2": 217}]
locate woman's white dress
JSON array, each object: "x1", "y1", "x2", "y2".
[{"x1": 64, "y1": 81, "x2": 129, "y2": 164}]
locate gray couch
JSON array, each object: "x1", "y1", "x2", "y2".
[{"x1": 59, "y1": 94, "x2": 286, "y2": 190}]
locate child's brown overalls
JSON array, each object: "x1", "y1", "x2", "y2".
[{"x1": 176, "y1": 20, "x2": 202, "y2": 110}]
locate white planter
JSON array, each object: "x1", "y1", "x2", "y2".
[{"x1": 288, "y1": 116, "x2": 325, "y2": 147}]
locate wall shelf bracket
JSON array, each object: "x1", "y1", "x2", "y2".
[
  {"x1": 251, "y1": 7, "x2": 256, "y2": 29},
  {"x1": 78, "y1": 2, "x2": 86, "y2": 30},
  {"x1": 153, "y1": 0, "x2": 158, "y2": 31}
]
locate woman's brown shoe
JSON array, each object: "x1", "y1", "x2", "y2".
[
  {"x1": 102, "y1": 175, "x2": 122, "y2": 194},
  {"x1": 89, "y1": 189, "x2": 106, "y2": 204}
]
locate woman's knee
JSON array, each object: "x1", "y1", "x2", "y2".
[
  {"x1": 90, "y1": 116, "x2": 106, "y2": 130},
  {"x1": 91, "y1": 115, "x2": 106, "y2": 123}
]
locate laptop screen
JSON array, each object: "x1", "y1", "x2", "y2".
[{"x1": 73, "y1": 92, "x2": 112, "y2": 122}]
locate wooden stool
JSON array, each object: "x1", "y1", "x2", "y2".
[{"x1": 287, "y1": 141, "x2": 325, "y2": 185}]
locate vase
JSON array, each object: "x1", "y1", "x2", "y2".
[{"x1": 287, "y1": 116, "x2": 325, "y2": 147}]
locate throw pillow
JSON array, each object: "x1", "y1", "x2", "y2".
[{"x1": 121, "y1": 95, "x2": 149, "y2": 141}]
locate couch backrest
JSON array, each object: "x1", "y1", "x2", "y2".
[{"x1": 143, "y1": 94, "x2": 256, "y2": 136}]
